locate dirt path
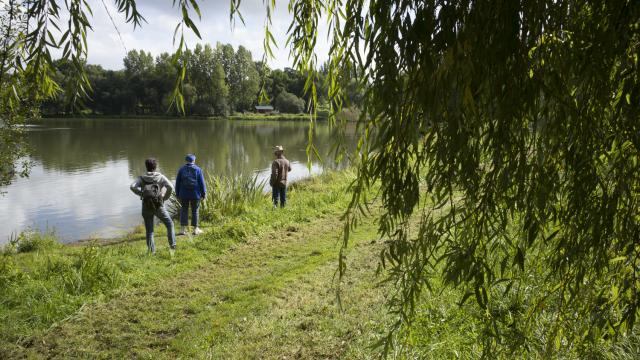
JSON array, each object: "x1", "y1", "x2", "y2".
[{"x1": 25, "y1": 214, "x2": 392, "y2": 359}]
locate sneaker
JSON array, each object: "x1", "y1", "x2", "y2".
[
  {"x1": 193, "y1": 227, "x2": 203, "y2": 235},
  {"x1": 177, "y1": 226, "x2": 187, "y2": 236}
]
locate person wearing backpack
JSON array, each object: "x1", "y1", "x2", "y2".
[
  {"x1": 175, "y1": 153, "x2": 206, "y2": 235},
  {"x1": 129, "y1": 157, "x2": 176, "y2": 254}
]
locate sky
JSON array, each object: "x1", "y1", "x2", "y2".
[{"x1": 84, "y1": 0, "x2": 330, "y2": 70}]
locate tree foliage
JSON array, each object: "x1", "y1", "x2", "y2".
[
  {"x1": 39, "y1": 43, "x2": 324, "y2": 117},
  {"x1": 0, "y1": 0, "x2": 142, "y2": 185},
  {"x1": 1, "y1": 1, "x2": 37, "y2": 187},
  {"x1": 275, "y1": 91, "x2": 304, "y2": 113},
  {"x1": 231, "y1": 45, "x2": 261, "y2": 112},
  {"x1": 2, "y1": 0, "x2": 639, "y2": 356},
  {"x1": 308, "y1": 0, "x2": 639, "y2": 357}
]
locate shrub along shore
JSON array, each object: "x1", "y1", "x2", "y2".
[
  {"x1": 39, "y1": 105, "x2": 361, "y2": 122},
  {"x1": 40, "y1": 113, "x2": 316, "y2": 121}
]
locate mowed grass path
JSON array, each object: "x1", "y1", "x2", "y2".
[{"x1": 23, "y1": 209, "x2": 391, "y2": 358}]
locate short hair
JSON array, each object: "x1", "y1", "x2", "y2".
[{"x1": 145, "y1": 158, "x2": 158, "y2": 172}]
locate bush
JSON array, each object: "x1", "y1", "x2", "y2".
[
  {"x1": 212, "y1": 97, "x2": 229, "y2": 116},
  {"x1": 5, "y1": 229, "x2": 59, "y2": 254},
  {"x1": 191, "y1": 101, "x2": 215, "y2": 116},
  {"x1": 274, "y1": 91, "x2": 305, "y2": 114}
]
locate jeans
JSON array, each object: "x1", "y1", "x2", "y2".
[
  {"x1": 180, "y1": 198, "x2": 200, "y2": 227},
  {"x1": 272, "y1": 186, "x2": 287, "y2": 207},
  {"x1": 142, "y1": 204, "x2": 176, "y2": 253}
]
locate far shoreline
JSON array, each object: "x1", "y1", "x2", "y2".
[{"x1": 38, "y1": 113, "x2": 329, "y2": 122}]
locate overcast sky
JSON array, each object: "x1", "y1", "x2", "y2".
[{"x1": 84, "y1": 0, "x2": 330, "y2": 70}]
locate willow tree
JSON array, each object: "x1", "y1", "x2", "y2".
[
  {"x1": 0, "y1": 1, "x2": 33, "y2": 187},
  {"x1": 1, "y1": 0, "x2": 638, "y2": 356},
  {"x1": 267, "y1": 0, "x2": 639, "y2": 356},
  {"x1": 314, "y1": 1, "x2": 639, "y2": 356}
]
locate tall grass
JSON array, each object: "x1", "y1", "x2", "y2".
[
  {"x1": 43, "y1": 245, "x2": 122, "y2": 296},
  {"x1": 168, "y1": 174, "x2": 267, "y2": 221},
  {"x1": 0, "y1": 238, "x2": 122, "y2": 349},
  {"x1": 201, "y1": 174, "x2": 267, "y2": 220}
]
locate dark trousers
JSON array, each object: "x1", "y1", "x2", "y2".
[
  {"x1": 272, "y1": 186, "x2": 287, "y2": 207},
  {"x1": 142, "y1": 204, "x2": 176, "y2": 253},
  {"x1": 180, "y1": 198, "x2": 200, "y2": 227}
]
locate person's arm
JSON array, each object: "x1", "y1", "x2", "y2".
[
  {"x1": 161, "y1": 175, "x2": 174, "y2": 201},
  {"x1": 287, "y1": 159, "x2": 292, "y2": 172},
  {"x1": 175, "y1": 168, "x2": 182, "y2": 198},
  {"x1": 270, "y1": 161, "x2": 278, "y2": 186},
  {"x1": 198, "y1": 168, "x2": 206, "y2": 198},
  {"x1": 130, "y1": 177, "x2": 143, "y2": 197}
]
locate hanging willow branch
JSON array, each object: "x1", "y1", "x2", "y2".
[{"x1": 1, "y1": 0, "x2": 639, "y2": 357}]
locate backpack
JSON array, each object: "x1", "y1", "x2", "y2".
[
  {"x1": 141, "y1": 177, "x2": 163, "y2": 207},
  {"x1": 182, "y1": 166, "x2": 198, "y2": 191}
]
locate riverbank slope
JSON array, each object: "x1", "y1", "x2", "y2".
[
  {"x1": 1, "y1": 171, "x2": 395, "y2": 358},
  {"x1": 2, "y1": 171, "x2": 638, "y2": 358}
]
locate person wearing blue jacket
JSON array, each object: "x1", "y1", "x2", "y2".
[{"x1": 175, "y1": 154, "x2": 206, "y2": 235}]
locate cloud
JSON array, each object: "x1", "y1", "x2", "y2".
[{"x1": 84, "y1": 0, "x2": 330, "y2": 70}]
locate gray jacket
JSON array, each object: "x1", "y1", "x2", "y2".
[{"x1": 130, "y1": 172, "x2": 174, "y2": 201}]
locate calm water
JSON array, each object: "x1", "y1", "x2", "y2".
[{"x1": 0, "y1": 118, "x2": 353, "y2": 244}]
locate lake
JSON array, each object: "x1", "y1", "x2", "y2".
[{"x1": 0, "y1": 118, "x2": 354, "y2": 244}]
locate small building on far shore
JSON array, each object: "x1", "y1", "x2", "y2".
[{"x1": 254, "y1": 105, "x2": 274, "y2": 114}]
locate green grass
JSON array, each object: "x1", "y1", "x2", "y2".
[
  {"x1": 2, "y1": 169, "x2": 638, "y2": 359},
  {"x1": 0, "y1": 170, "x2": 361, "y2": 357},
  {"x1": 28, "y1": 214, "x2": 391, "y2": 359}
]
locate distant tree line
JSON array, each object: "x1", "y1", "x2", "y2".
[{"x1": 42, "y1": 43, "x2": 362, "y2": 117}]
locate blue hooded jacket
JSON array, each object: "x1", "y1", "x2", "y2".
[{"x1": 175, "y1": 163, "x2": 206, "y2": 200}]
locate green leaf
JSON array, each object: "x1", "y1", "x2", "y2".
[
  {"x1": 189, "y1": 0, "x2": 201, "y2": 19},
  {"x1": 609, "y1": 256, "x2": 627, "y2": 264},
  {"x1": 184, "y1": 17, "x2": 202, "y2": 39},
  {"x1": 458, "y1": 291, "x2": 474, "y2": 306}
]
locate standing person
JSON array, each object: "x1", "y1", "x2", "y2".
[
  {"x1": 175, "y1": 153, "x2": 206, "y2": 235},
  {"x1": 130, "y1": 158, "x2": 176, "y2": 254},
  {"x1": 270, "y1": 145, "x2": 291, "y2": 208}
]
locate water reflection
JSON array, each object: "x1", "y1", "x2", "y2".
[{"x1": 0, "y1": 118, "x2": 351, "y2": 244}]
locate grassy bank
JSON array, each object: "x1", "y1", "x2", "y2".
[
  {"x1": 2, "y1": 170, "x2": 638, "y2": 358},
  {"x1": 0, "y1": 171, "x2": 359, "y2": 357}
]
